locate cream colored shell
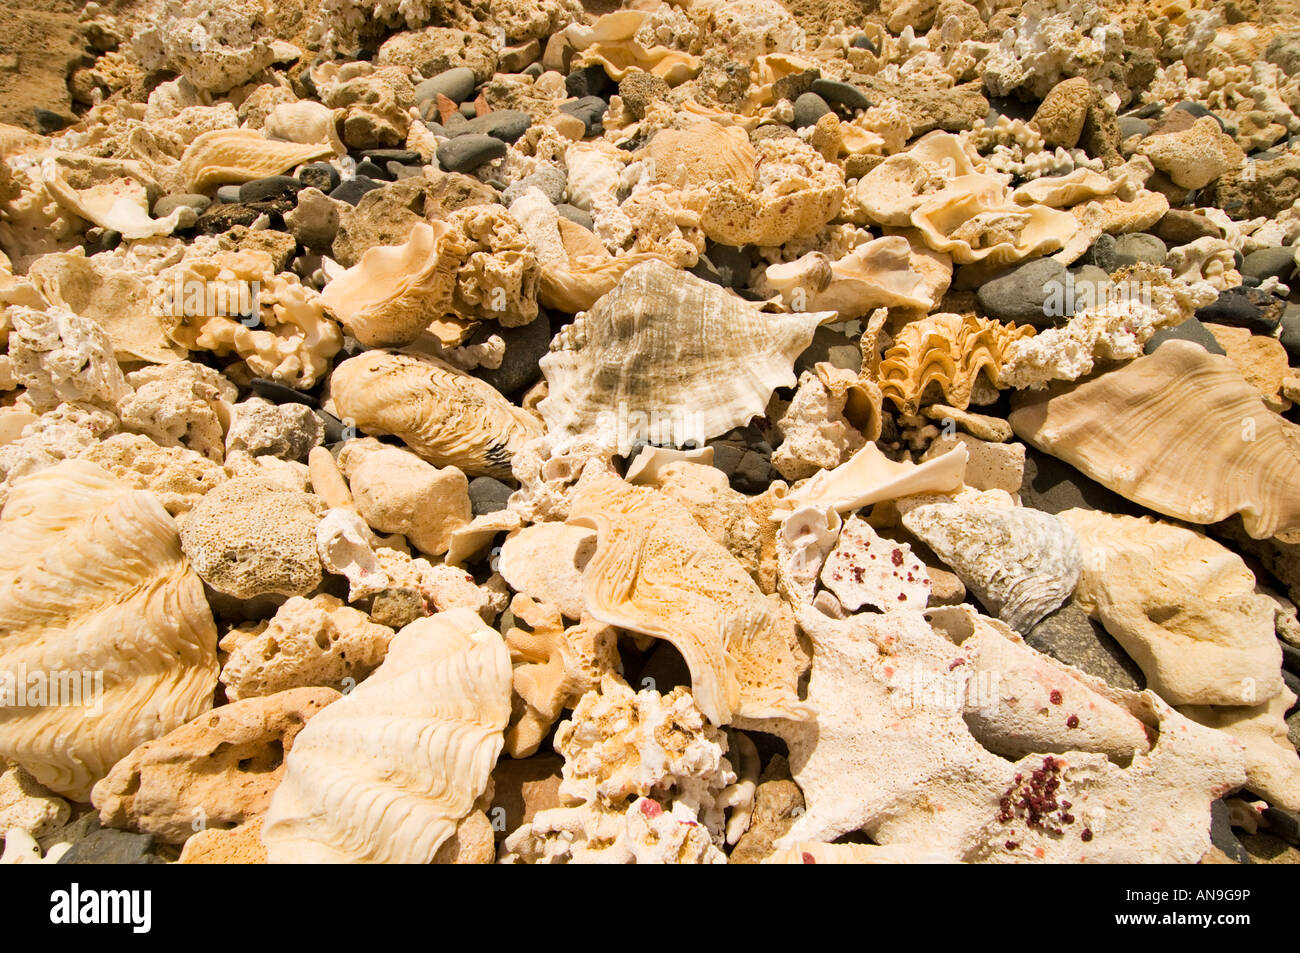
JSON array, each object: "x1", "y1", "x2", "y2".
[
  {"x1": 179, "y1": 129, "x2": 334, "y2": 191},
  {"x1": 261, "y1": 608, "x2": 511, "y2": 863},
  {"x1": 0, "y1": 460, "x2": 218, "y2": 800}
]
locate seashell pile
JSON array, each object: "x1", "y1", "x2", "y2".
[{"x1": 2, "y1": 0, "x2": 1300, "y2": 869}]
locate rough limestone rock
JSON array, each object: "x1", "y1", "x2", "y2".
[
  {"x1": 91, "y1": 687, "x2": 339, "y2": 845},
  {"x1": 1138, "y1": 117, "x2": 1246, "y2": 190},
  {"x1": 179, "y1": 477, "x2": 326, "y2": 599}
]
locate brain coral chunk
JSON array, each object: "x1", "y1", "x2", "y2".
[
  {"x1": 0, "y1": 460, "x2": 218, "y2": 801},
  {"x1": 261, "y1": 608, "x2": 511, "y2": 863},
  {"x1": 179, "y1": 476, "x2": 325, "y2": 599}
]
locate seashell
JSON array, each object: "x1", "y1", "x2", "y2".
[
  {"x1": 775, "y1": 505, "x2": 842, "y2": 606},
  {"x1": 772, "y1": 441, "x2": 968, "y2": 519},
  {"x1": 538, "y1": 260, "x2": 834, "y2": 449},
  {"x1": 568, "y1": 474, "x2": 814, "y2": 726},
  {"x1": 872, "y1": 312, "x2": 1034, "y2": 414},
  {"x1": 320, "y1": 221, "x2": 460, "y2": 348},
  {"x1": 564, "y1": 142, "x2": 625, "y2": 213},
  {"x1": 40, "y1": 157, "x2": 194, "y2": 240},
  {"x1": 624, "y1": 445, "x2": 715, "y2": 486},
  {"x1": 328, "y1": 350, "x2": 544, "y2": 480},
  {"x1": 853, "y1": 132, "x2": 982, "y2": 227},
  {"x1": 1011, "y1": 167, "x2": 1126, "y2": 209},
  {"x1": 1062, "y1": 509, "x2": 1283, "y2": 708},
  {"x1": 567, "y1": 11, "x2": 701, "y2": 85},
  {"x1": 179, "y1": 129, "x2": 334, "y2": 191},
  {"x1": 768, "y1": 605, "x2": 1243, "y2": 861},
  {"x1": 510, "y1": 186, "x2": 660, "y2": 313},
  {"x1": 1009, "y1": 340, "x2": 1300, "y2": 539},
  {"x1": 642, "y1": 123, "x2": 756, "y2": 194},
  {"x1": 761, "y1": 237, "x2": 938, "y2": 316},
  {"x1": 498, "y1": 522, "x2": 596, "y2": 621},
  {"x1": 262, "y1": 100, "x2": 345, "y2": 155},
  {"x1": 701, "y1": 136, "x2": 844, "y2": 247},
  {"x1": 820, "y1": 515, "x2": 930, "y2": 612},
  {"x1": 910, "y1": 173, "x2": 1080, "y2": 266},
  {"x1": 0, "y1": 460, "x2": 218, "y2": 800},
  {"x1": 901, "y1": 503, "x2": 1081, "y2": 633},
  {"x1": 261, "y1": 608, "x2": 511, "y2": 863}
]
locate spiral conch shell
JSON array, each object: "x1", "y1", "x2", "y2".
[
  {"x1": 539, "y1": 260, "x2": 833, "y2": 450},
  {"x1": 179, "y1": 129, "x2": 334, "y2": 191},
  {"x1": 328, "y1": 350, "x2": 543, "y2": 479},
  {"x1": 320, "y1": 221, "x2": 460, "y2": 348},
  {"x1": 261, "y1": 608, "x2": 511, "y2": 863},
  {"x1": 0, "y1": 460, "x2": 219, "y2": 800},
  {"x1": 1010, "y1": 340, "x2": 1300, "y2": 539},
  {"x1": 568, "y1": 474, "x2": 814, "y2": 727}
]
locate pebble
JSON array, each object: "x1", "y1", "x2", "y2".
[
  {"x1": 436, "y1": 134, "x2": 508, "y2": 173},
  {"x1": 1209, "y1": 800, "x2": 1252, "y2": 863},
  {"x1": 1173, "y1": 100, "x2": 1228, "y2": 131},
  {"x1": 1109, "y1": 233, "x2": 1167, "y2": 269},
  {"x1": 414, "y1": 66, "x2": 477, "y2": 104},
  {"x1": 1279, "y1": 304, "x2": 1300, "y2": 363},
  {"x1": 850, "y1": 33, "x2": 878, "y2": 53},
  {"x1": 469, "y1": 311, "x2": 551, "y2": 395},
  {"x1": 977, "y1": 257, "x2": 1068, "y2": 326},
  {"x1": 58, "y1": 828, "x2": 165, "y2": 865},
  {"x1": 459, "y1": 100, "x2": 477, "y2": 120},
  {"x1": 250, "y1": 379, "x2": 318, "y2": 407},
  {"x1": 448, "y1": 109, "x2": 532, "y2": 143},
  {"x1": 238, "y1": 175, "x2": 302, "y2": 204},
  {"x1": 1241, "y1": 246, "x2": 1297, "y2": 283},
  {"x1": 298, "y1": 162, "x2": 341, "y2": 193},
  {"x1": 153, "y1": 193, "x2": 210, "y2": 218},
  {"x1": 216, "y1": 184, "x2": 243, "y2": 204},
  {"x1": 810, "y1": 78, "x2": 871, "y2": 112},
  {"x1": 33, "y1": 107, "x2": 73, "y2": 134},
  {"x1": 1025, "y1": 602, "x2": 1145, "y2": 692},
  {"x1": 354, "y1": 159, "x2": 394, "y2": 181},
  {"x1": 557, "y1": 95, "x2": 607, "y2": 135},
  {"x1": 1117, "y1": 116, "x2": 1151, "y2": 139},
  {"x1": 1145, "y1": 317, "x2": 1228, "y2": 356},
  {"x1": 793, "y1": 91, "x2": 831, "y2": 129},
  {"x1": 1153, "y1": 209, "x2": 1221, "y2": 244},
  {"x1": 328, "y1": 175, "x2": 386, "y2": 205},
  {"x1": 1194, "y1": 285, "x2": 1286, "y2": 334},
  {"x1": 360, "y1": 149, "x2": 422, "y2": 165},
  {"x1": 565, "y1": 63, "x2": 613, "y2": 99},
  {"x1": 468, "y1": 477, "x2": 512, "y2": 515},
  {"x1": 555, "y1": 203, "x2": 594, "y2": 230},
  {"x1": 501, "y1": 164, "x2": 567, "y2": 206}
]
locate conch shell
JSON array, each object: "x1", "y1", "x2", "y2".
[
  {"x1": 329, "y1": 350, "x2": 544, "y2": 479},
  {"x1": 539, "y1": 260, "x2": 833, "y2": 449},
  {"x1": 261, "y1": 608, "x2": 510, "y2": 863},
  {"x1": 0, "y1": 460, "x2": 218, "y2": 800},
  {"x1": 320, "y1": 221, "x2": 460, "y2": 348},
  {"x1": 179, "y1": 129, "x2": 334, "y2": 191},
  {"x1": 1009, "y1": 340, "x2": 1300, "y2": 539}
]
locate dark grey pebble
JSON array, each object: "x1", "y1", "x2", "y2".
[
  {"x1": 239, "y1": 175, "x2": 302, "y2": 204},
  {"x1": 436, "y1": 134, "x2": 508, "y2": 172},
  {"x1": 1241, "y1": 246, "x2": 1297, "y2": 283},
  {"x1": 977, "y1": 258, "x2": 1068, "y2": 327},
  {"x1": 1145, "y1": 318, "x2": 1228, "y2": 356},
  {"x1": 414, "y1": 66, "x2": 477, "y2": 104},
  {"x1": 58, "y1": 829, "x2": 164, "y2": 865},
  {"x1": 298, "y1": 162, "x2": 340, "y2": 193},
  {"x1": 811, "y1": 78, "x2": 870, "y2": 112},
  {"x1": 354, "y1": 159, "x2": 393, "y2": 181},
  {"x1": 793, "y1": 91, "x2": 831, "y2": 128},
  {"x1": 329, "y1": 175, "x2": 385, "y2": 205},
  {"x1": 448, "y1": 109, "x2": 532, "y2": 143},
  {"x1": 1194, "y1": 286, "x2": 1286, "y2": 334},
  {"x1": 250, "y1": 378, "x2": 318, "y2": 407},
  {"x1": 565, "y1": 63, "x2": 613, "y2": 99},
  {"x1": 555, "y1": 203, "x2": 594, "y2": 230},
  {"x1": 469, "y1": 477, "x2": 513, "y2": 515}
]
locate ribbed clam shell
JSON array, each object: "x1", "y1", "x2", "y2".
[
  {"x1": 179, "y1": 129, "x2": 334, "y2": 191},
  {"x1": 329, "y1": 350, "x2": 543, "y2": 480}
]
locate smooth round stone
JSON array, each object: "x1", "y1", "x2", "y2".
[
  {"x1": 239, "y1": 175, "x2": 302, "y2": 204},
  {"x1": 565, "y1": 63, "x2": 613, "y2": 99},
  {"x1": 458, "y1": 100, "x2": 477, "y2": 120},
  {"x1": 423, "y1": 121, "x2": 446, "y2": 137},
  {"x1": 33, "y1": 107, "x2": 73, "y2": 134},
  {"x1": 555, "y1": 203, "x2": 594, "y2": 230},
  {"x1": 1110, "y1": 232, "x2": 1166, "y2": 268},
  {"x1": 850, "y1": 33, "x2": 878, "y2": 53},
  {"x1": 449, "y1": 109, "x2": 533, "y2": 143},
  {"x1": 360, "y1": 148, "x2": 422, "y2": 165},
  {"x1": 1025, "y1": 602, "x2": 1145, "y2": 692},
  {"x1": 523, "y1": 62, "x2": 544, "y2": 78},
  {"x1": 58, "y1": 829, "x2": 162, "y2": 865},
  {"x1": 1241, "y1": 246, "x2": 1297, "y2": 283},
  {"x1": 87, "y1": 228, "x2": 122, "y2": 254},
  {"x1": 468, "y1": 477, "x2": 512, "y2": 515},
  {"x1": 1145, "y1": 317, "x2": 1227, "y2": 356},
  {"x1": 153, "y1": 193, "x2": 210, "y2": 218},
  {"x1": 436, "y1": 134, "x2": 508, "y2": 172},
  {"x1": 1194, "y1": 285, "x2": 1286, "y2": 334},
  {"x1": 557, "y1": 95, "x2": 607, "y2": 134},
  {"x1": 1279, "y1": 303, "x2": 1300, "y2": 363},
  {"x1": 977, "y1": 257, "x2": 1068, "y2": 326},
  {"x1": 328, "y1": 175, "x2": 385, "y2": 205},
  {"x1": 194, "y1": 202, "x2": 274, "y2": 233},
  {"x1": 414, "y1": 66, "x2": 477, "y2": 104},
  {"x1": 1117, "y1": 116, "x2": 1151, "y2": 139},
  {"x1": 793, "y1": 91, "x2": 831, "y2": 129},
  {"x1": 692, "y1": 242, "x2": 753, "y2": 289},
  {"x1": 216, "y1": 184, "x2": 243, "y2": 204},
  {"x1": 250, "y1": 378, "x2": 318, "y2": 407},
  {"x1": 811, "y1": 78, "x2": 870, "y2": 112},
  {"x1": 353, "y1": 158, "x2": 393, "y2": 181},
  {"x1": 298, "y1": 162, "x2": 340, "y2": 193}
]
